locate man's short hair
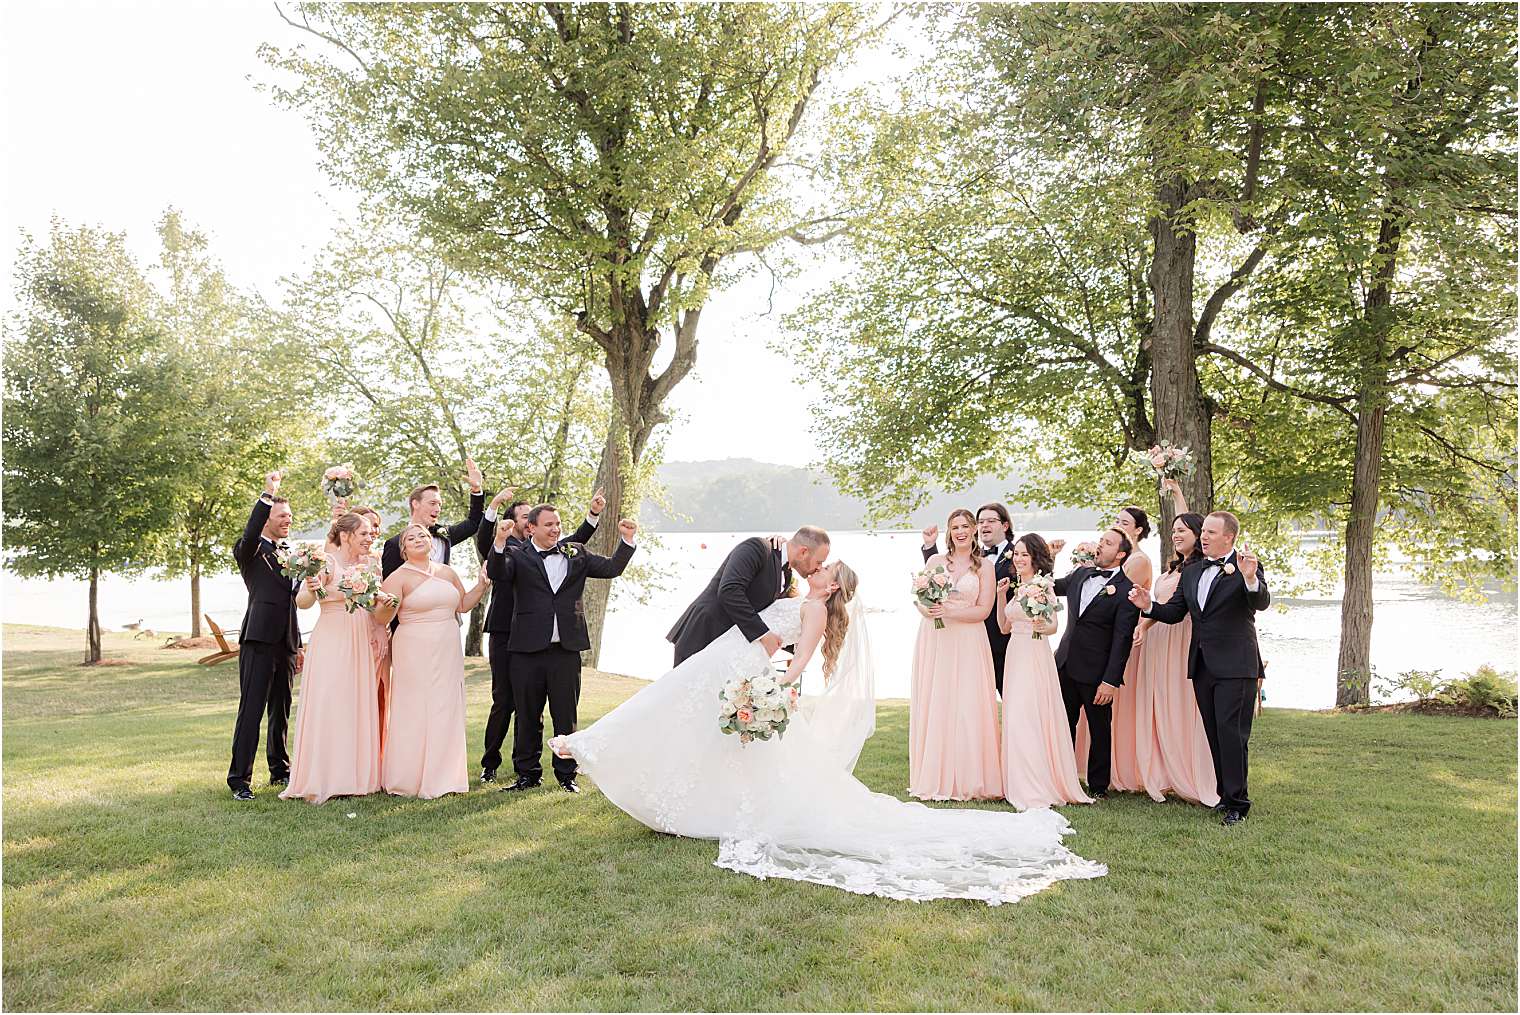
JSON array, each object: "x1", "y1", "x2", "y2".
[
  {"x1": 793, "y1": 525, "x2": 830, "y2": 549},
  {"x1": 975, "y1": 502, "x2": 1013, "y2": 535},
  {"x1": 527, "y1": 503, "x2": 559, "y2": 526},
  {"x1": 1207, "y1": 510, "x2": 1241, "y2": 537},
  {"x1": 1107, "y1": 528, "x2": 1133, "y2": 560},
  {"x1": 408, "y1": 483, "x2": 440, "y2": 507},
  {"x1": 507, "y1": 500, "x2": 531, "y2": 522},
  {"x1": 268, "y1": 496, "x2": 290, "y2": 506}
]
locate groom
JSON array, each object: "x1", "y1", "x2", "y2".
[
  {"x1": 666, "y1": 526, "x2": 830, "y2": 665},
  {"x1": 1052, "y1": 527, "x2": 1140, "y2": 798}
]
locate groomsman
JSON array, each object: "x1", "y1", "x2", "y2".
[
  {"x1": 474, "y1": 487, "x2": 605, "y2": 784},
  {"x1": 489, "y1": 504, "x2": 637, "y2": 793},
  {"x1": 380, "y1": 457, "x2": 485, "y2": 578},
  {"x1": 226, "y1": 471, "x2": 301, "y2": 800},
  {"x1": 923, "y1": 503, "x2": 1017, "y2": 694},
  {"x1": 1052, "y1": 527, "x2": 1140, "y2": 798},
  {"x1": 1130, "y1": 510, "x2": 1269, "y2": 826}
]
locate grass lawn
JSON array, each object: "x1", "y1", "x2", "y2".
[{"x1": 3, "y1": 624, "x2": 1516, "y2": 1011}]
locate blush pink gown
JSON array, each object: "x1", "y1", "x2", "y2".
[
  {"x1": 909, "y1": 569, "x2": 1003, "y2": 801},
  {"x1": 281, "y1": 560, "x2": 382, "y2": 804},
  {"x1": 1001, "y1": 607, "x2": 1092, "y2": 810},
  {"x1": 381, "y1": 564, "x2": 469, "y2": 799}
]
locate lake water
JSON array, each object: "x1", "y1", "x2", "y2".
[{"x1": 4, "y1": 529, "x2": 1514, "y2": 710}]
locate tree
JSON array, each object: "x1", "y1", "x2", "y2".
[
  {"x1": 3, "y1": 222, "x2": 193, "y2": 663},
  {"x1": 261, "y1": 1, "x2": 878, "y2": 662},
  {"x1": 148, "y1": 209, "x2": 316, "y2": 638},
  {"x1": 278, "y1": 217, "x2": 610, "y2": 654}
]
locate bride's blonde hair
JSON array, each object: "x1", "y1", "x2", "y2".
[{"x1": 821, "y1": 562, "x2": 859, "y2": 680}]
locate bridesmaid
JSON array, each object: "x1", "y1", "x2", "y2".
[
  {"x1": 1132, "y1": 492, "x2": 1220, "y2": 806},
  {"x1": 1077, "y1": 504, "x2": 1154, "y2": 793},
  {"x1": 281, "y1": 513, "x2": 388, "y2": 804},
  {"x1": 350, "y1": 505, "x2": 391, "y2": 759},
  {"x1": 909, "y1": 509, "x2": 1003, "y2": 801},
  {"x1": 995, "y1": 534, "x2": 1091, "y2": 810},
  {"x1": 375, "y1": 524, "x2": 490, "y2": 799}
]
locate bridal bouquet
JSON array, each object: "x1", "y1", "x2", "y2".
[
  {"x1": 277, "y1": 544, "x2": 328, "y2": 599},
  {"x1": 1142, "y1": 441, "x2": 1194, "y2": 482},
  {"x1": 322, "y1": 463, "x2": 364, "y2": 503},
  {"x1": 719, "y1": 672, "x2": 799, "y2": 745},
  {"x1": 336, "y1": 567, "x2": 386, "y2": 614},
  {"x1": 912, "y1": 563, "x2": 955, "y2": 629},
  {"x1": 1014, "y1": 573, "x2": 1062, "y2": 640},
  {"x1": 1068, "y1": 542, "x2": 1097, "y2": 569}
]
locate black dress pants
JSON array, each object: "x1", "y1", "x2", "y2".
[
  {"x1": 1193, "y1": 665, "x2": 1257, "y2": 814},
  {"x1": 479, "y1": 632, "x2": 514, "y2": 773},
  {"x1": 510, "y1": 644, "x2": 581, "y2": 783},
  {"x1": 227, "y1": 640, "x2": 294, "y2": 790},
  {"x1": 1060, "y1": 676, "x2": 1112, "y2": 794}
]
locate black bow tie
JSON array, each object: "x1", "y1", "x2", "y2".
[
  {"x1": 983, "y1": 546, "x2": 1000, "y2": 557},
  {"x1": 1091, "y1": 569, "x2": 1116, "y2": 579},
  {"x1": 1205, "y1": 557, "x2": 1228, "y2": 568},
  {"x1": 536, "y1": 546, "x2": 559, "y2": 559}
]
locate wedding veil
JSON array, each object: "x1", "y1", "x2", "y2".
[{"x1": 800, "y1": 596, "x2": 877, "y2": 773}]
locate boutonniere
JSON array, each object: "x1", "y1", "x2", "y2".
[
  {"x1": 999, "y1": 548, "x2": 1013, "y2": 564},
  {"x1": 1103, "y1": 585, "x2": 1116, "y2": 596},
  {"x1": 1223, "y1": 563, "x2": 1236, "y2": 575},
  {"x1": 562, "y1": 544, "x2": 580, "y2": 558}
]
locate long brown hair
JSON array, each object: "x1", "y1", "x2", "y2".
[
  {"x1": 821, "y1": 562, "x2": 859, "y2": 680},
  {"x1": 945, "y1": 509, "x2": 982, "y2": 573}
]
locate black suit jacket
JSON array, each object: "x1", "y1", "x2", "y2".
[
  {"x1": 476, "y1": 514, "x2": 597, "y2": 634},
  {"x1": 666, "y1": 537, "x2": 789, "y2": 658},
  {"x1": 1147, "y1": 552, "x2": 1271, "y2": 680},
  {"x1": 923, "y1": 540, "x2": 1015, "y2": 660},
  {"x1": 487, "y1": 538, "x2": 635, "y2": 653},
  {"x1": 380, "y1": 491, "x2": 485, "y2": 579},
  {"x1": 232, "y1": 498, "x2": 300, "y2": 652},
  {"x1": 1053, "y1": 566, "x2": 1139, "y2": 686}
]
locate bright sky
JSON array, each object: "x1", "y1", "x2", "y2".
[{"x1": 1, "y1": 0, "x2": 853, "y2": 466}]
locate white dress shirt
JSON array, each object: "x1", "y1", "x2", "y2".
[{"x1": 1079, "y1": 569, "x2": 1116, "y2": 615}]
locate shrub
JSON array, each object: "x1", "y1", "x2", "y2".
[{"x1": 1440, "y1": 666, "x2": 1518, "y2": 718}]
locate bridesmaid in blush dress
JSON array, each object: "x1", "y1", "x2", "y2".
[
  {"x1": 281, "y1": 513, "x2": 387, "y2": 804},
  {"x1": 909, "y1": 509, "x2": 1003, "y2": 802},
  {"x1": 995, "y1": 535, "x2": 1092, "y2": 810},
  {"x1": 375, "y1": 524, "x2": 491, "y2": 799},
  {"x1": 350, "y1": 505, "x2": 392, "y2": 761}
]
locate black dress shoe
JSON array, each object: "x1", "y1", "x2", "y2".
[
  {"x1": 269, "y1": 776, "x2": 289, "y2": 787},
  {"x1": 1222, "y1": 809, "x2": 1247, "y2": 827},
  {"x1": 501, "y1": 777, "x2": 541, "y2": 792},
  {"x1": 1090, "y1": 789, "x2": 1109, "y2": 800},
  {"x1": 1211, "y1": 802, "x2": 1228, "y2": 813},
  {"x1": 558, "y1": 780, "x2": 580, "y2": 793},
  {"x1": 480, "y1": 768, "x2": 497, "y2": 784},
  {"x1": 232, "y1": 787, "x2": 254, "y2": 801}
]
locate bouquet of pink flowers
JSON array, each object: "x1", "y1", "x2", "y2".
[
  {"x1": 1013, "y1": 573, "x2": 1062, "y2": 640},
  {"x1": 912, "y1": 562, "x2": 955, "y2": 629},
  {"x1": 1068, "y1": 542, "x2": 1097, "y2": 569},
  {"x1": 1143, "y1": 441, "x2": 1194, "y2": 483},
  {"x1": 322, "y1": 463, "x2": 364, "y2": 503},
  {"x1": 336, "y1": 567, "x2": 387, "y2": 614},
  {"x1": 277, "y1": 544, "x2": 328, "y2": 599},
  {"x1": 719, "y1": 672, "x2": 800, "y2": 745}
]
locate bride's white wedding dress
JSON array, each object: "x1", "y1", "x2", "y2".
[{"x1": 561, "y1": 597, "x2": 1106, "y2": 905}]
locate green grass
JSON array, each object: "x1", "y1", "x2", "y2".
[{"x1": 3, "y1": 624, "x2": 1515, "y2": 1011}]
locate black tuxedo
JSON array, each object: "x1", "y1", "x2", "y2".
[
  {"x1": 226, "y1": 497, "x2": 301, "y2": 792},
  {"x1": 1051, "y1": 565, "x2": 1140, "y2": 794},
  {"x1": 476, "y1": 514, "x2": 597, "y2": 775},
  {"x1": 924, "y1": 540, "x2": 1016, "y2": 695},
  {"x1": 1146, "y1": 551, "x2": 1270, "y2": 814},
  {"x1": 489, "y1": 536, "x2": 635, "y2": 782},
  {"x1": 380, "y1": 491, "x2": 485, "y2": 578},
  {"x1": 667, "y1": 537, "x2": 790, "y2": 664}
]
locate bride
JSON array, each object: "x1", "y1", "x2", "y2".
[{"x1": 552, "y1": 561, "x2": 1106, "y2": 905}]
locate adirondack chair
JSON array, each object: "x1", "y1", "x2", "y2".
[{"x1": 197, "y1": 615, "x2": 240, "y2": 666}]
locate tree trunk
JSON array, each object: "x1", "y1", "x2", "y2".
[
  {"x1": 1335, "y1": 210, "x2": 1401, "y2": 707},
  {"x1": 86, "y1": 563, "x2": 102, "y2": 664},
  {"x1": 464, "y1": 541, "x2": 484, "y2": 657},
  {"x1": 542, "y1": 368, "x2": 579, "y2": 503},
  {"x1": 190, "y1": 559, "x2": 202, "y2": 638},
  {"x1": 1148, "y1": 177, "x2": 1214, "y2": 539},
  {"x1": 580, "y1": 408, "x2": 627, "y2": 670}
]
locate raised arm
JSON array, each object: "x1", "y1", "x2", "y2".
[
  {"x1": 780, "y1": 600, "x2": 828, "y2": 685},
  {"x1": 920, "y1": 523, "x2": 938, "y2": 563},
  {"x1": 583, "y1": 520, "x2": 637, "y2": 579},
  {"x1": 440, "y1": 565, "x2": 489, "y2": 613},
  {"x1": 446, "y1": 490, "x2": 485, "y2": 546},
  {"x1": 1134, "y1": 573, "x2": 1188, "y2": 624},
  {"x1": 235, "y1": 497, "x2": 272, "y2": 567},
  {"x1": 486, "y1": 544, "x2": 516, "y2": 586}
]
